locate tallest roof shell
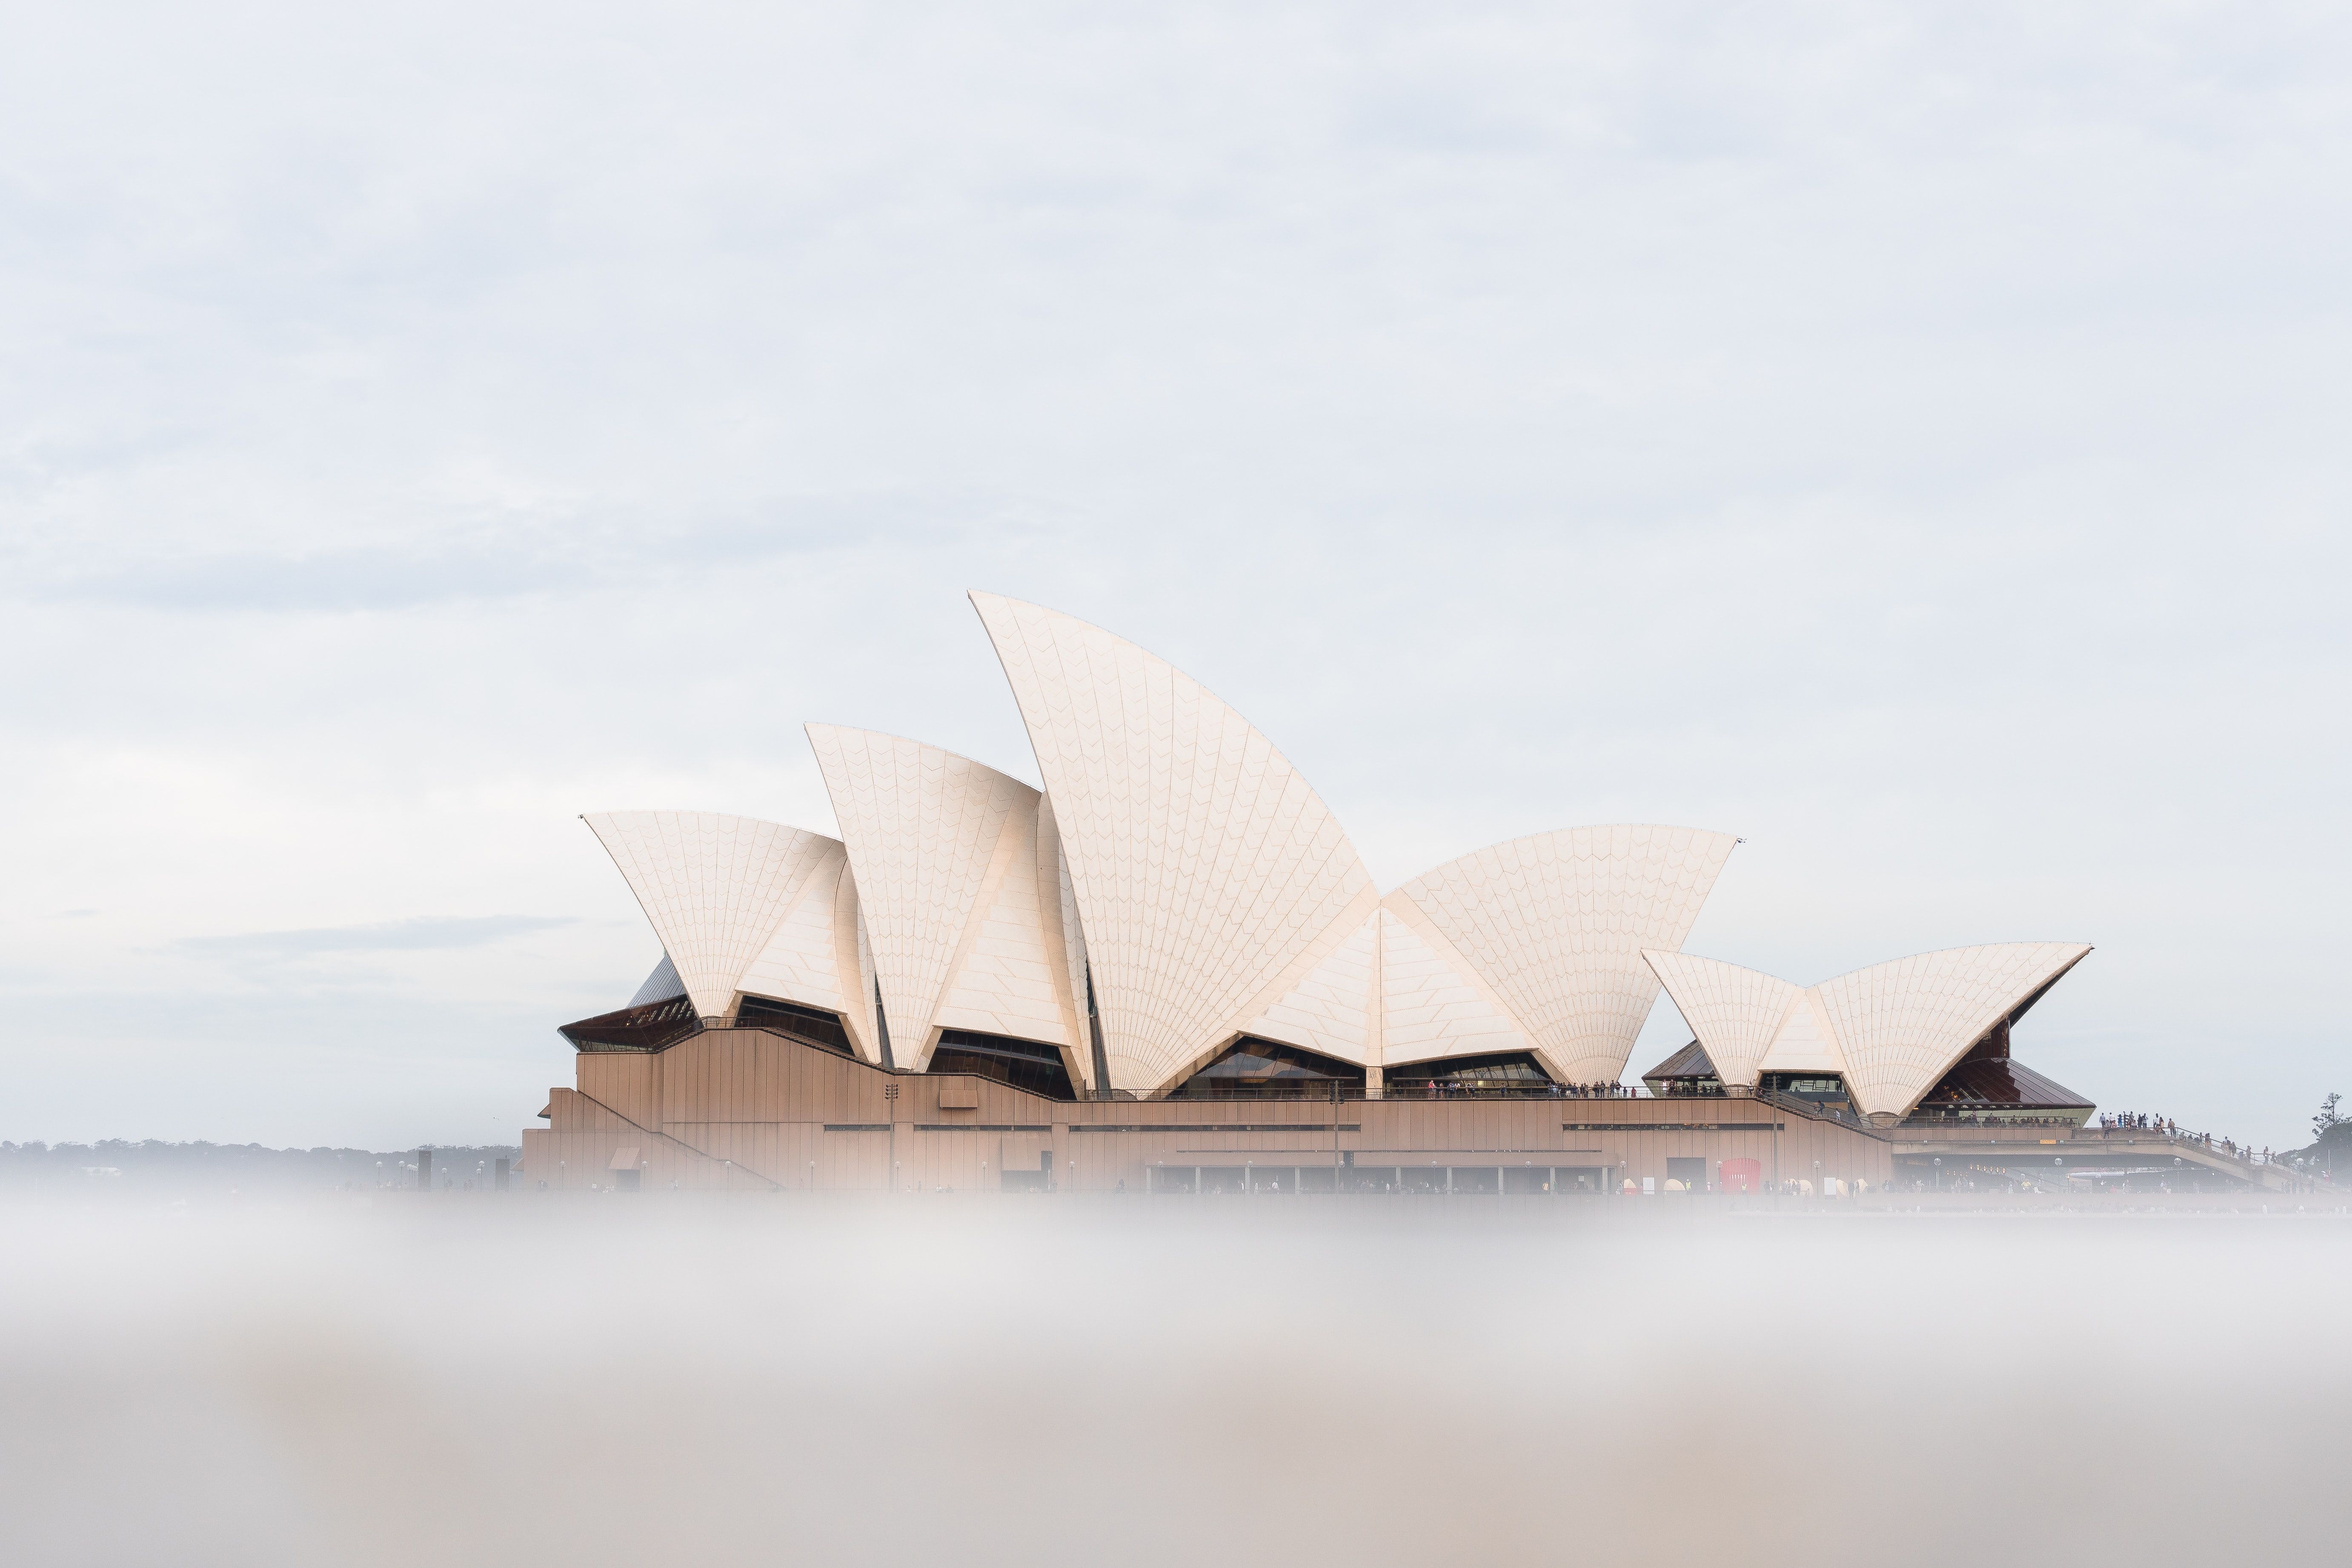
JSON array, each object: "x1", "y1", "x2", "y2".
[{"x1": 970, "y1": 592, "x2": 1379, "y2": 1093}]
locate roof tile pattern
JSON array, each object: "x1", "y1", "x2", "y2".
[
  {"x1": 971, "y1": 592, "x2": 1376, "y2": 1094},
  {"x1": 1037, "y1": 798, "x2": 1097, "y2": 1092},
  {"x1": 1811, "y1": 942, "x2": 2092, "y2": 1118},
  {"x1": 736, "y1": 845, "x2": 853, "y2": 1014},
  {"x1": 1390, "y1": 826, "x2": 1738, "y2": 1084},
  {"x1": 1759, "y1": 992, "x2": 1843, "y2": 1075},
  {"x1": 582, "y1": 812, "x2": 841, "y2": 1017},
  {"x1": 807, "y1": 725, "x2": 1033, "y2": 1062},
  {"x1": 1642, "y1": 951, "x2": 1803, "y2": 1088},
  {"x1": 1375, "y1": 906, "x2": 1534, "y2": 1067},
  {"x1": 1243, "y1": 911, "x2": 1380, "y2": 1064},
  {"x1": 932, "y1": 789, "x2": 1077, "y2": 1052}
]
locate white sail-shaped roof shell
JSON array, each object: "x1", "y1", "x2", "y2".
[
  {"x1": 1373, "y1": 902, "x2": 1539, "y2": 1070},
  {"x1": 582, "y1": 812, "x2": 846, "y2": 1020},
  {"x1": 1239, "y1": 910, "x2": 1383, "y2": 1067},
  {"x1": 1039, "y1": 796, "x2": 1095, "y2": 1073},
  {"x1": 1757, "y1": 991, "x2": 1845, "y2": 1076},
  {"x1": 1642, "y1": 950, "x2": 1804, "y2": 1089},
  {"x1": 1813, "y1": 941, "x2": 2092, "y2": 1119},
  {"x1": 1386, "y1": 825, "x2": 1739, "y2": 1085},
  {"x1": 1645, "y1": 941, "x2": 2093, "y2": 1119},
  {"x1": 569, "y1": 599, "x2": 2097, "y2": 1116},
  {"x1": 808, "y1": 724, "x2": 1089, "y2": 1080},
  {"x1": 971, "y1": 592, "x2": 1379, "y2": 1094},
  {"x1": 732, "y1": 838, "x2": 888, "y2": 1063}
]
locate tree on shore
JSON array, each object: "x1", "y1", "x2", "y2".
[{"x1": 2291, "y1": 1093, "x2": 2347, "y2": 1175}]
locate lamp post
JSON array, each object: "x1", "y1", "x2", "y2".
[
  {"x1": 1932, "y1": 1156, "x2": 1941, "y2": 1193},
  {"x1": 1332, "y1": 1077, "x2": 1342, "y2": 1197},
  {"x1": 883, "y1": 1083, "x2": 900, "y2": 1194}
]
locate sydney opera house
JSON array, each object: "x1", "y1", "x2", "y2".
[{"x1": 527, "y1": 592, "x2": 2126, "y2": 1197}]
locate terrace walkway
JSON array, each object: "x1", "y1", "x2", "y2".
[{"x1": 1880, "y1": 1123, "x2": 2337, "y2": 1195}]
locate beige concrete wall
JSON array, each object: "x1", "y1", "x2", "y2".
[{"x1": 527, "y1": 1024, "x2": 1914, "y2": 1195}]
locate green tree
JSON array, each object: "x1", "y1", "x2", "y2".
[{"x1": 2316, "y1": 1092, "x2": 2343, "y2": 1142}]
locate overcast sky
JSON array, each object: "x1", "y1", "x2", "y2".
[{"x1": 4, "y1": 2, "x2": 2346, "y2": 1151}]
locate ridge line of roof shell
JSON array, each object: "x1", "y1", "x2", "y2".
[
  {"x1": 801, "y1": 721, "x2": 1041, "y2": 795},
  {"x1": 1388, "y1": 823, "x2": 1743, "y2": 895},
  {"x1": 577, "y1": 810, "x2": 840, "y2": 840},
  {"x1": 1646, "y1": 941, "x2": 2097, "y2": 990},
  {"x1": 966, "y1": 590, "x2": 1313, "y2": 771}
]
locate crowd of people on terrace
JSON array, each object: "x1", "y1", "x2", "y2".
[
  {"x1": 1914, "y1": 1112, "x2": 2083, "y2": 1127},
  {"x1": 2100, "y1": 1110, "x2": 2274, "y2": 1164},
  {"x1": 1386, "y1": 1079, "x2": 1632, "y2": 1098}
]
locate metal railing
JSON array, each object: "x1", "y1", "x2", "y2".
[
  {"x1": 2065, "y1": 1124, "x2": 2340, "y2": 1190},
  {"x1": 1158, "y1": 1080, "x2": 1829, "y2": 1104},
  {"x1": 1158, "y1": 1084, "x2": 1648, "y2": 1103}
]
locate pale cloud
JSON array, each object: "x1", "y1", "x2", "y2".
[{"x1": 177, "y1": 915, "x2": 576, "y2": 960}]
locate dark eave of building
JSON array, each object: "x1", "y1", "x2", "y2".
[
  {"x1": 1642, "y1": 1039, "x2": 1718, "y2": 1082},
  {"x1": 1917, "y1": 1055, "x2": 2094, "y2": 1111}
]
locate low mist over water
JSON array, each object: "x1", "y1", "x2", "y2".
[{"x1": 2, "y1": 1200, "x2": 2343, "y2": 1566}]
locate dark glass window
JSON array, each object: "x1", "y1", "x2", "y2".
[
  {"x1": 1762, "y1": 1072, "x2": 1851, "y2": 1106},
  {"x1": 930, "y1": 1030, "x2": 1076, "y2": 1101},
  {"x1": 1386, "y1": 1051, "x2": 1554, "y2": 1093},
  {"x1": 736, "y1": 995, "x2": 856, "y2": 1056},
  {"x1": 1169, "y1": 1038, "x2": 1366, "y2": 1098},
  {"x1": 559, "y1": 995, "x2": 701, "y2": 1053}
]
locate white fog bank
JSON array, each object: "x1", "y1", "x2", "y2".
[{"x1": 2, "y1": 1202, "x2": 2344, "y2": 1567}]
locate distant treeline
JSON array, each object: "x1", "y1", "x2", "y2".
[{"x1": 0, "y1": 1140, "x2": 525, "y2": 1192}]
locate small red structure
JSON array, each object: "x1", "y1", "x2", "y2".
[{"x1": 1718, "y1": 1158, "x2": 1763, "y2": 1194}]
